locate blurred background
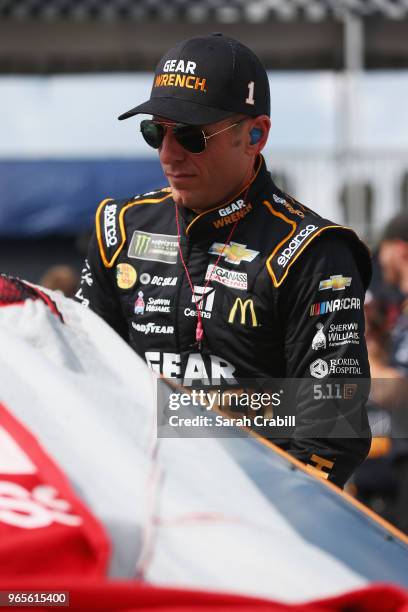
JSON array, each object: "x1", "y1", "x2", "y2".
[{"x1": 1, "y1": 0, "x2": 408, "y2": 531}]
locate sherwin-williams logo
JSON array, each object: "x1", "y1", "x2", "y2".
[
  {"x1": 128, "y1": 231, "x2": 178, "y2": 264},
  {"x1": 209, "y1": 242, "x2": 259, "y2": 265},
  {"x1": 312, "y1": 323, "x2": 326, "y2": 350},
  {"x1": 309, "y1": 297, "x2": 361, "y2": 316},
  {"x1": 277, "y1": 224, "x2": 317, "y2": 268},
  {"x1": 319, "y1": 275, "x2": 352, "y2": 291},
  {"x1": 228, "y1": 298, "x2": 258, "y2": 327}
]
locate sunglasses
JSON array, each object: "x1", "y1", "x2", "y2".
[{"x1": 140, "y1": 118, "x2": 247, "y2": 154}]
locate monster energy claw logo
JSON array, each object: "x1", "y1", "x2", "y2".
[
  {"x1": 128, "y1": 231, "x2": 178, "y2": 264},
  {"x1": 134, "y1": 233, "x2": 151, "y2": 255}
]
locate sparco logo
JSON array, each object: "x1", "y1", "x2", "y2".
[
  {"x1": 132, "y1": 322, "x2": 174, "y2": 335},
  {"x1": 277, "y1": 224, "x2": 317, "y2": 268},
  {"x1": 104, "y1": 204, "x2": 118, "y2": 247}
]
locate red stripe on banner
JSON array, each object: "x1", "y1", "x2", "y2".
[{"x1": 0, "y1": 403, "x2": 110, "y2": 577}]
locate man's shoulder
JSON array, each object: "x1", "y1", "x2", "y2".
[
  {"x1": 260, "y1": 188, "x2": 371, "y2": 290},
  {"x1": 93, "y1": 187, "x2": 173, "y2": 268}
]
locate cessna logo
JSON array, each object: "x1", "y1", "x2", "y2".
[
  {"x1": 228, "y1": 298, "x2": 258, "y2": 327},
  {"x1": 184, "y1": 286, "x2": 215, "y2": 319},
  {"x1": 104, "y1": 204, "x2": 118, "y2": 247},
  {"x1": 128, "y1": 231, "x2": 178, "y2": 264},
  {"x1": 209, "y1": 242, "x2": 259, "y2": 265},
  {"x1": 319, "y1": 275, "x2": 352, "y2": 291},
  {"x1": 277, "y1": 224, "x2": 317, "y2": 268}
]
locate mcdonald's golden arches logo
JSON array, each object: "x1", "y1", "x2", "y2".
[{"x1": 228, "y1": 298, "x2": 258, "y2": 327}]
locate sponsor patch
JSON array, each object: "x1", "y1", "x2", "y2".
[
  {"x1": 140, "y1": 273, "x2": 177, "y2": 287},
  {"x1": 128, "y1": 231, "x2": 178, "y2": 265},
  {"x1": 319, "y1": 275, "x2": 352, "y2": 291},
  {"x1": 273, "y1": 194, "x2": 305, "y2": 219},
  {"x1": 134, "y1": 290, "x2": 145, "y2": 314},
  {"x1": 145, "y1": 297, "x2": 171, "y2": 313},
  {"x1": 104, "y1": 204, "x2": 118, "y2": 247},
  {"x1": 310, "y1": 297, "x2": 361, "y2": 316},
  {"x1": 80, "y1": 259, "x2": 93, "y2": 287},
  {"x1": 132, "y1": 322, "x2": 174, "y2": 335},
  {"x1": 184, "y1": 287, "x2": 215, "y2": 319},
  {"x1": 328, "y1": 357, "x2": 362, "y2": 374},
  {"x1": 209, "y1": 242, "x2": 259, "y2": 265},
  {"x1": 228, "y1": 298, "x2": 258, "y2": 327},
  {"x1": 312, "y1": 323, "x2": 326, "y2": 350},
  {"x1": 213, "y1": 203, "x2": 253, "y2": 229},
  {"x1": 205, "y1": 264, "x2": 247, "y2": 290},
  {"x1": 310, "y1": 357, "x2": 362, "y2": 378},
  {"x1": 277, "y1": 224, "x2": 317, "y2": 268},
  {"x1": 310, "y1": 359, "x2": 329, "y2": 379},
  {"x1": 312, "y1": 321, "x2": 360, "y2": 350},
  {"x1": 116, "y1": 263, "x2": 137, "y2": 289}
]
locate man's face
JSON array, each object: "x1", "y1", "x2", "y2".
[
  {"x1": 156, "y1": 116, "x2": 255, "y2": 211},
  {"x1": 378, "y1": 240, "x2": 403, "y2": 287}
]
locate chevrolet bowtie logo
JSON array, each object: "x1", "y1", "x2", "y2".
[
  {"x1": 319, "y1": 275, "x2": 352, "y2": 291},
  {"x1": 209, "y1": 242, "x2": 259, "y2": 265},
  {"x1": 228, "y1": 298, "x2": 258, "y2": 327}
]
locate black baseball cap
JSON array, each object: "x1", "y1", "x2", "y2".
[{"x1": 118, "y1": 33, "x2": 270, "y2": 125}]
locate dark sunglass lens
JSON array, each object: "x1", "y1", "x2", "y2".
[
  {"x1": 173, "y1": 125, "x2": 205, "y2": 153},
  {"x1": 140, "y1": 121, "x2": 164, "y2": 149}
]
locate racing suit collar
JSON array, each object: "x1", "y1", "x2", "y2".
[{"x1": 182, "y1": 155, "x2": 268, "y2": 238}]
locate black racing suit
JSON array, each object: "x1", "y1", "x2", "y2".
[{"x1": 76, "y1": 155, "x2": 372, "y2": 487}]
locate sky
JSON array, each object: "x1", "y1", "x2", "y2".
[{"x1": 1, "y1": 70, "x2": 407, "y2": 157}]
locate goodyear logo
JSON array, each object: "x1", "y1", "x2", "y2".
[
  {"x1": 228, "y1": 298, "x2": 258, "y2": 327},
  {"x1": 319, "y1": 275, "x2": 352, "y2": 291},
  {"x1": 128, "y1": 231, "x2": 178, "y2": 265}
]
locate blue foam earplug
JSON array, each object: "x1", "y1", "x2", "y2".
[{"x1": 250, "y1": 128, "x2": 263, "y2": 144}]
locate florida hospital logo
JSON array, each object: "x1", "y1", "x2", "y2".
[
  {"x1": 310, "y1": 358, "x2": 329, "y2": 379},
  {"x1": 228, "y1": 298, "x2": 258, "y2": 327}
]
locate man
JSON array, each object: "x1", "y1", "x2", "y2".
[
  {"x1": 76, "y1": 33, "x2": 372, "y2": 487},
  {"x1": 376, "y1": 213, "x2": 408, "y2": 378},
  {"x1": 354, "y1": 214, "x2": 408, "y2": 531}
]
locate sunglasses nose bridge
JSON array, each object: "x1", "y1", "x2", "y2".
[{"x1": 159, "y1": 124, "x2": 188, "y2": 162}]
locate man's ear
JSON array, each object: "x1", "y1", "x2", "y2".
[{"x1": 245, "y1": 115, "x2": 271, "y2": 154}]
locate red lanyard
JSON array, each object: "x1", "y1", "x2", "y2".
[{"x1": 175, "y1": 187, "x2": 249, "y2": 349}]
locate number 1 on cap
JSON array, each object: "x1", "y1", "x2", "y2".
[{"x1": 246, "y1": 81, "x2": 255, "y2": 105}]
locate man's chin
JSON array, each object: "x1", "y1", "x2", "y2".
[{"x1": 170, "y1": 187, "x2": 196, "y2": 209}]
